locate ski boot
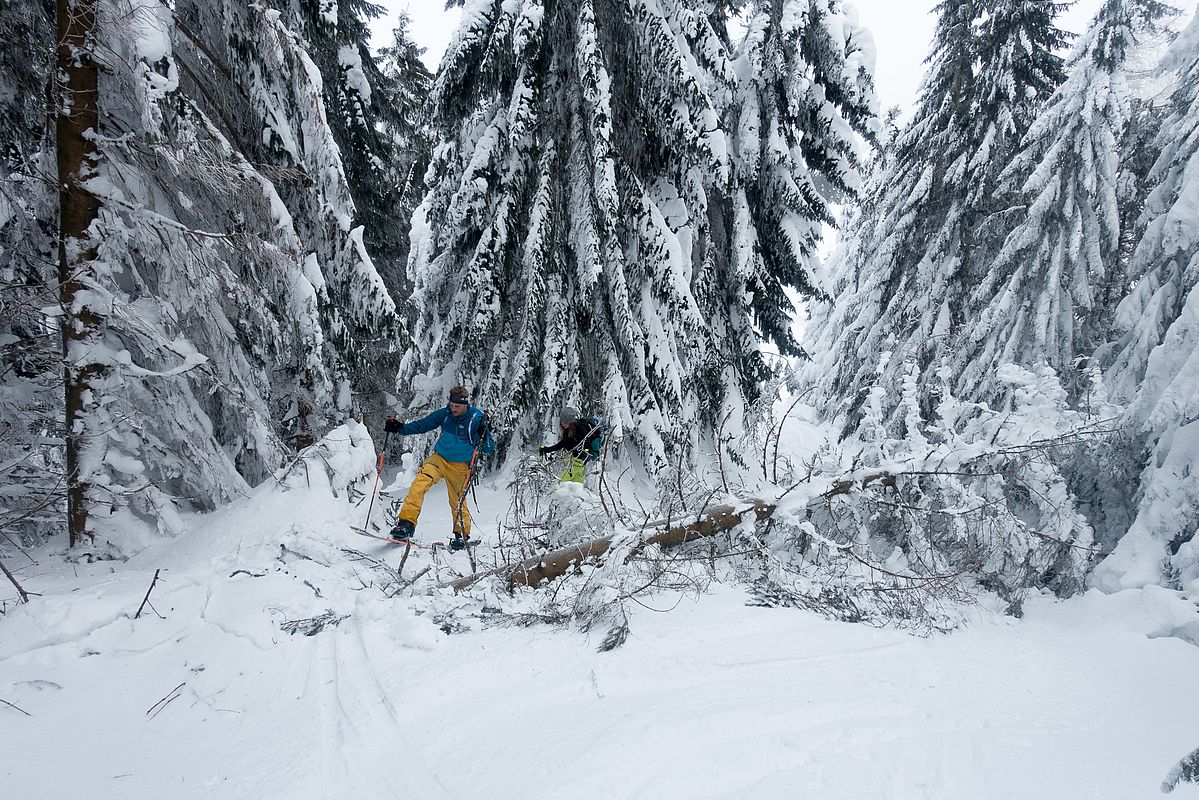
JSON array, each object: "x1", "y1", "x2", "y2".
[
  {"x1": 389, "y1": 519, "x2": 415, "y2": 541},
  {"x1": 449, "y1": 533, "x2": 468, "y2": 551}
]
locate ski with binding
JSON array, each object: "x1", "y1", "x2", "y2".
[{"x1": 350, "y1": 526, "x2": 434, "y2": 548}]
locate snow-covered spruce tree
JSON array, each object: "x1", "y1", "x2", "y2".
[
  {"x1": 973, "y1": 0, "x2": 1072, "y2": 165},
  {"x1": 801, "y1": 357, "x2": 1108, "y2": 613},
  {"x1": 0, "y1": 0, "x2": 407, "y2": 550},
  {"x1": 1062, "y1": 91, "x2": 1171, "y2": 552},
  {"x1": 218, "y1": 1, "x2": 407, "y2": 430},
  {"x1": 1108, "y1": 97, "x2": 1170, "y2": 318},
  {"x1": 48, "y1": 0, "x2": 320, "y2": 544},
  {"x1": 804, "y1": 0, "x2": 1068, "y2": 432},
  {"x1": 729, "y1": 0, "x2": 879, "y2": 360},
  {"x1": 405, "y1": 0, "x2": 876, "y2": 468},
  {"x1": 1090, "y1": 9, "x2": 1199, "y2": 594},
  {"x1": 374, "y1": 12, "x2": 435, "y2": 300},
  {"x1": 282, "y1": 0, "x2": 427, "y2": 414},
  {"x1": 295, "y1": 0, "x2": 408, "y2": 268},
  {"x1": 406, "y1": 0, "x2": 734, "y2": 466},
  {"x1": 0, "y1": 0, "x2": 63, "y2": 544},
  {"x1": 1, "y1": 0, "x2": 52, "y2": 162},
  {"x1": 954, "y1": 0, "x2": 1173, "y2": 405}
]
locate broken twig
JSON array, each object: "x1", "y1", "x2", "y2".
[
  {"x1": 146, "y1": 682, "x2": 185, "y2": 720},
  {"x1": 0, "y1": 556, "x2": 30, "y2": 604},
  {"x1": 1, "y1": 697, "x2": 32, "y2": 716},
  {"x1": 134, "y1": 569, "x2": 162, "y2": 620}
]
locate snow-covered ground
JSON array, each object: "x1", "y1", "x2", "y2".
[{"x1": 3, "y1": 423, "x2": 1198, "y2": 799}]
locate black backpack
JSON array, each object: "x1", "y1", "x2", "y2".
[{"x1": 581, "y1": 417, "x2": 604, "y2": 458}]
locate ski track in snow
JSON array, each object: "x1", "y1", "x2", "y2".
[{"x1": 3, "y1": 467, "x2": 1199, "y2": 799}]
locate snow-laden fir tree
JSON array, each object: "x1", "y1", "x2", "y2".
[
  {"x1": 803, "y1": 0, "x2": 1068, "y2": 431},
  {"x1": 294, "y1": 0, "x2": 415, "y2": 285},
  {"x1": 825, "y1": 357, "x2": 1106, "y2": 608},
  {"x1": 954, "y1": 0, "x2": 1173, "y2": 404},
  {"x1": 730, "y1": 0, "x2": 879, "y2": 361},
  {"x1": 0, "y1": 0, "x2": 61, "y2": 542},
  {"x1": 53, "y1": 0, "x2": 332, "y2": 543},
  {"x1": 407, "y1": 0, "x2": 729, "y2": 466},
  {"x1": 286, "y1": 0, "x2": 431, "y2": 417},
  {"x1": 375, "y1": 11, "x2": 434, "y2": 300},
  {"x1": 213, "y1": 0, "x2": 406, "y2": 428},
  {"x1": 404, "y1": 0, "x2": 877, "y2": 467},
  {"x1": 0, "y1": 1, "x2": 51, "y2": 163},
  {"x1": 1091, "y1": 7, "x2": 1199, "y2": 593},
  {"x1": 294, "y1": 1, "x2": 433, "y2": 416},
  {"x1": 1108, "y1": 96, "x2": 1170, "y2": 315},
  {"x1": 0, "y1": 0, "x2": 415, "y2": 550},
  {"x1": 973, "y1": 0, "x2": 1072, "y2": 166}
]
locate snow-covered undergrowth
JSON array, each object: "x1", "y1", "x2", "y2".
[{"x1": 3, "y1": 420, "x2": 1199, "y2": 798}]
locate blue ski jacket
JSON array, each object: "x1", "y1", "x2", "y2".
[{"x1": 401, "y1": 405, "x2": 494, "y2": 464}]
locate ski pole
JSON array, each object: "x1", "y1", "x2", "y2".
[
  {"x1": 453, "y1": 444, "x2": 480, "y2": 538},
  {"x1": 364, "y1": 425, "x2": 392, "y2": 530}
]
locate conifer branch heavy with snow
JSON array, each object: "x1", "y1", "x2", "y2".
[
  {"x1": 1091, "y1": 7, "x2": 1199, "y2": 593},
  {"x1": 404, "y1": 0, "x2": 877, "y2": 470},
  {"x1": 805, "y1": 0, "x2": 1069, "y2": 430},
  {"x1": 956, "y1": 0, "x2": 1173, "y2": 404},
  {"x1": 1, "y1": 0, "x2": 418, "y2": 551}
]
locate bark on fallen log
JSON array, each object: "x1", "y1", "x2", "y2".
[{"x1": 446, "y1": 500, "x2": 775, "y2": 593}]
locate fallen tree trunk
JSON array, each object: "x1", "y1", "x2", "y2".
[{"x1": 446, "y1": 500, "x2": 775, "y2": 593}]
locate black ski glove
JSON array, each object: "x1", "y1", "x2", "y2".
[
  {"x1": 384, "y1": 417, "x2": 403, "y2": 434},
  {"x1": 538, "y1": 445, "x2": 548, "y2": 456}
]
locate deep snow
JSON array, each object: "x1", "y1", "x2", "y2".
[{"x1": 2, "y1": 423, "x2": 1198, "y2": 799}]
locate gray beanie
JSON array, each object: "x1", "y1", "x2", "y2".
[{"x1": 559, "y1": 406, "x2": 579, "y2": 425}]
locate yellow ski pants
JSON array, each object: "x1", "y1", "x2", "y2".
[
  {"x1": 397, "y1": 453, "x2": 473, "y2": 536},
  {"x1": 559, "y1": 455, "x2": 586, "y2": 484}
]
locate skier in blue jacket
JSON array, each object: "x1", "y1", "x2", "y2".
[{"x1": 384, "y1": 385, "x2": 493, "y2": 549}]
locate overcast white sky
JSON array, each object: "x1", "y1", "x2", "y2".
[{"x1": 368, "y1": 1, "x2": 1132, "y2": 114}]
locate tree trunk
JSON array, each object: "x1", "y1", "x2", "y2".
[
  {"x1": 446, "y1": 500, "x2": 777, "y2": 592},
  {"x1": 442, "y1": 472, "x2": 903, "y2": 594},
  {"x1": 56, "y1": 0, "x2": 104, "y2": 547}
]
